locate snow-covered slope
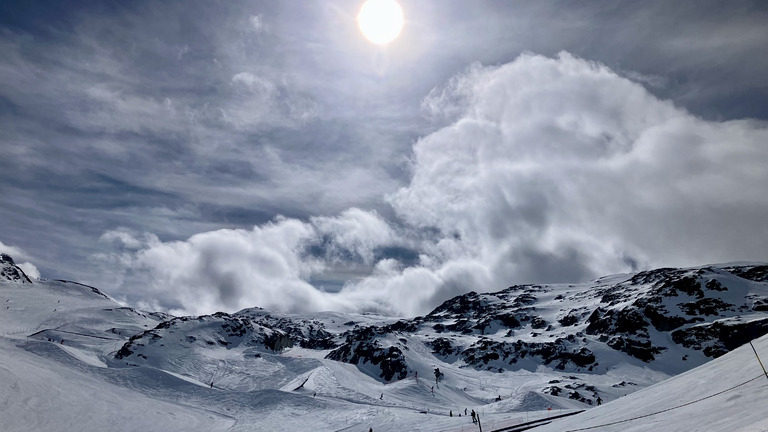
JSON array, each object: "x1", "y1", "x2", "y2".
[
  {"x1": 535, "y1": 332, "x2": 768, "y2": 432},
  {"x1": 1, "y1": 253, "x2": 232, "y2": 431},
  {"x1": 313, "y1": 263, "x2": 768, "y2": 408},
  {"x1": 3, "y1": 253, "x2": 768, "y2": 431}
]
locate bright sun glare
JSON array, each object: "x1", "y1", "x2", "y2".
[{"x1": 357, "y1": 0, "x2": 404, "y2": 45}]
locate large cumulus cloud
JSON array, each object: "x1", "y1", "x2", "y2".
[
  {"x1": 396, "y1": 52, "x2": 768, "y2": 281},
  {"x1": 104, "y1": 53, "x2": 768, "y2": 316}
]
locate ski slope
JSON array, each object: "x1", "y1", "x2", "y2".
[
  {"x1": 3, "y1": 255, "x2": 768, "y2": 431},
  {"x1": 536, "y1": 334, "x2": 768, "y2": 432},
  {"x1": 0, "y1": 337, "x2": 234, "y2": 431}
]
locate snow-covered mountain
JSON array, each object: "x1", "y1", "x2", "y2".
[{"x1": 3, "y1": 252, "x2": 768, "y2": 431}]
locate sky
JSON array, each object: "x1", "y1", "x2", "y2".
[{"x1": 1, "y1": 0, "x2": 768, "y2": 317}]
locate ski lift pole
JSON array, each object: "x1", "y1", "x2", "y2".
[
  {"x1": 477, "y1": 413, "x2": 482, "y2": 432},
  {"x1": 749, "y1": 341, "x2": 768, "y2": 381}
]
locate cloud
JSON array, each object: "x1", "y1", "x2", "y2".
[
  {"x1": 104, "y1": 52, "x2": 768, "y2": 317},
  {"x1": 392, "y1": 51, "x2": 768, "y2": 286},
  {"x1": 100, "y1": 228, "x2": 158, "y2": 251},
  {"x1": 110, "y1": 210, "x2": 403, "y2": 315},
  {"x1": 310, "y1": 208, "x2": 398, "y2": 265},
  {"x1": 0, "y1": 240, "x2": 28, "y2": 261},
  {"x1": 249, "y1": 15, "x2": 266, "y2": 33},
  {"x1": 17, "y1": 262, "x2": 41, "y2": 280}
]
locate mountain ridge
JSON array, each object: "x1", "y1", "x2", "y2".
[
  {"x1": 108, "y1": 260, "x2": 768, "y2": 407},
  {"x1": 4, "y1": 253, "x2": 768, "y2": 430}
]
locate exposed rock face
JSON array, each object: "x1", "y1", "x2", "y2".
[
  {"x1": 241, "y1": 311, "x2": 338, "y2": 350},
  {"x1": 1, "y1": 253, "x2": 32, "y2": 283},
  {"x1": 326, "y1": 326, "x2": 409, "y2": 382},
  {"x1": 724, "y1": 265, "x2": 768, "y2": 282},
  {"x1": 115, "y1": 312, "x2": 293, "y2": 361},
  {"x1": 461, "y1": 337, "x2": 596, "y2": 371},
  {"x1": 671, "y1": 318, "x2": 768, "y2": 357}
]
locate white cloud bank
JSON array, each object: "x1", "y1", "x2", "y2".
[{"x1": 103, "y1": 52, "x2": 768, "y2": 317}]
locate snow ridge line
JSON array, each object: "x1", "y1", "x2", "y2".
[
  {"x1": 29, "y1": 328, "x2": 121, "y2": 341},
  {"x1": 564, "y1": 374, "x2": 766, "y2": 431},
  {"x1": 0, "y1": 327, "x2": 37, "y2": 338}
]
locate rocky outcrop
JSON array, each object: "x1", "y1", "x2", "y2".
[
  {"x1": 115, "y1": 312, "x2": 292, "y2": 360},
  {"x1": 242, "y1": 312, "x2": 337, "y2": 349},
  {"x1": 461, "y1": 337, "x2": 596, "y2": 371},
  {"x1": 326, "y1": 326, "x2": 408, "y2": 381},
  {"x1": 0, "y1": 253, "x2": 32, "y2": 283},
  {"x1": 672, "y1": 318, "x2": 768, "y2": 358}
]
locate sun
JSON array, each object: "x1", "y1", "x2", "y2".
[{"x1": 357, "y1": 0, "x2": 404, "y2": 45}]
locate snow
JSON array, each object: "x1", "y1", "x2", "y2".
[
  {"x1": 3, "y1": 261, "x2": 768, "y2": 431},
  {"x1": 0, "y1": 338, "x2": 233, "y2": 431},
  {"x1": 534, "y1": 334, "x2": 768, "y2": 432}
]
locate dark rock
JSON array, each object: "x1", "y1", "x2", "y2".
[
  {"x1": 558, "y1": 314, "x2": 579, "y2": 327},
  {"x1": 326, "y1": 327, "x2": 408, "y2": 381},
  {"x1": 672, "y1": 318, "x2": 768, "y2": 358}
]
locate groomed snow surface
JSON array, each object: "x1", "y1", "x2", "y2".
[{"x1": 3, "y1": 274, "x2": 768, "y2": 431}]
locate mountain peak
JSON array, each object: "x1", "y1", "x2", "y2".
[
  {"x1": 1, "y1": 252, "x2": 15, "y2": 265},
  {"x1": 0, "y1": 253, "x2": 32, "y2": 283}
]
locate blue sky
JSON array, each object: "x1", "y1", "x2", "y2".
[{"x1": 1, "y1": 0, "x2": 767, "y2": 316}]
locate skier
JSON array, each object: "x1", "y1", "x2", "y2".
[
  {"x1": 449, "y1": 410, "x2": 453, "y2": 417},
  {"x1": 597, "y1": 396, "x2": 602, "y2": 406},
  {"x1": 380, "y1": 393, "x2": 383, "y2": 400},
  {"x1": 471, "y1": 410, "x2": 476, "y2": 424},
  {"x1": 210, "y1": 381, "x2": 214, "y2": 389},
  {"x1": 464, "y1": 408, "x2": 467, "y2": 415}
]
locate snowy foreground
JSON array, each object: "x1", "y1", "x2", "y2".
[
  {"x1": 3, "y1": 260, "x2": 768, "y2": 431},
  {"x1": 533, "y1": 335, "x2": 768, "y2": 432}
]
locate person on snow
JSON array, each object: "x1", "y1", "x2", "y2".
[
  {"x1": 471, "y1": 410, "x2": 476, "y2": 423},
  {"x1": 596, "y1": 396, "x2": 602, "y2": 406},
  {"x1": 449, "y1": 410, "x2": 453, "y2": 417}
]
